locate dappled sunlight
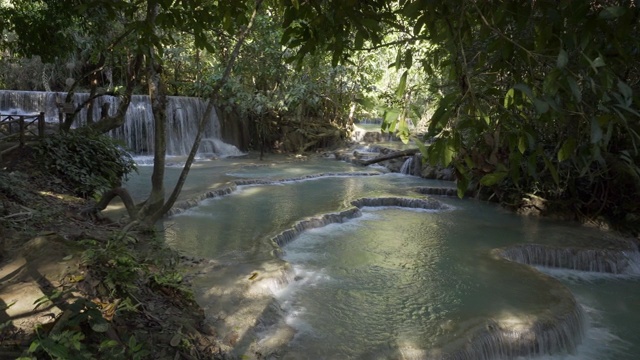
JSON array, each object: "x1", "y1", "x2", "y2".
[
  {"x1": 37, "y1": 190, "x2": 83, "y2": 204},
  {"x1": 496, "y1": 311, "x2": 537, "y2": 335},
  {"x1": 235, "y1": 186, "x2": 268, "y2": 197}
]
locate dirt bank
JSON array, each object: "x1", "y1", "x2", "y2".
[{"x1": 0, "y1": 146, "x2": 227, "y2": 359}]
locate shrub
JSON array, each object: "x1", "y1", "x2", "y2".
[{"x1": 35, "y1": 132, "x2": 137, "y2": 197}]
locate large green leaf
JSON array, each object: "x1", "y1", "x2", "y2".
[
  {"x1": 480, "y1": 171, "x2": 508, "y2": 186},
  {"x1": 428, "y1": 93, "x2": 457, "y2": 133},
  {"x1": 599, "y1": 6, "x2": 626, "y2": 19},
  {"x1": 395, "y1": 70, "x2": 408, "y2": 99},
  {"x1": 557, "y1": 137, "x2": 576, "y2": 162}
]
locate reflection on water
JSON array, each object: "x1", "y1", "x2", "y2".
[
  {"x1": 275, "y1": 209, "x2": 581, "y2": 358},
  {"x1": 153, "y1": 157, "x2": 639, "y2": 359}
]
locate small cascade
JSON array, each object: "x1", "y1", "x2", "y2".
[
  {"x1": 498, "y1": 243, "x2": 640, "y2": 274},
  {"x1": 443, "y1": 304, "x2": 586, "y2": 359},
  {"x1": 415, "y1": 186, "x2": 459, "y2": 197},
  {"x1": 350, "y1": 196, "x2": 448, "y2": 211},
  {"x1": 167, "y1": 184, "x2": 238, "y2": 217},
  {"x1": 199, "y1": 138, "x2": 245, "y2": 158},
  {"x1": 271, "y1": 196, "x2": 448, "y2": 248},
  {"x1": 271, "y1": 208, "x2": 363, "y2": 248},
  {"x1": 356, "y1": 118, "x2": 383, "y2": 125},
  {"x1": 400, "y1": 156, "x2": 414, "y2": 175},
  {"x1": 0, "y1": 90, "x2": 240, "y2": 157},
  {"x1": 233, "y1": 171, "x2": 381, "y2": 186}
]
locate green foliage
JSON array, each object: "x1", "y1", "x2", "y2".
[
  {"x1": 18, "y1": 299, "x2": 148, "y2": 360},
  {"x1": 282, "y1": 0, "x2": 640, "y2": 221},
  {"x1": 34, "y1": 132, "x2": 136, "y2": 197},
  {"x1": 82, "y1": 237, "x2": 142, "y2": 294}
]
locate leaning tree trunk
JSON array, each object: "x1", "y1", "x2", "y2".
[{"x1": 143, "y1": 0, "x2": 265, "y2": 225}]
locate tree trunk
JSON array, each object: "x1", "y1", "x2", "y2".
[
  {"x1": 139, "y1": 1, "x2": 168, "y2": 218},
  {"x1": 356, "y1": 148, "x2": 419, "y2": 166},
  {"x1": 143, "y1": 0, "x2": 265, "y2": 224},
  {"x1": 85, "y1": 54, "x2": 141, "y2": 134},
  {"x1": 145, "y1": 56, "x2": 168, "y2": 215}
]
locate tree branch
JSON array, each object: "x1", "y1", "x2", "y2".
[{"x1": 146, "y1": 0, "x2": 266, "y2": 224}]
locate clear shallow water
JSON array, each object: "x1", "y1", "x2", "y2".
[
  {"x1": 276, "y1": 209, "x2": 576, "y2": 359},
  {"x1": 154, "y1": 157, "x2": 639, "y2": 359},
  {"x1": 165, "y1": 174, "x2": 433, "y2": 262}
]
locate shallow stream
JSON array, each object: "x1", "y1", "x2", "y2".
[{"x1": 126, "y1": 155, "x2": 639, "y2": 359}]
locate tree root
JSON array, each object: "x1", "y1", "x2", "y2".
[{"x1": 82, "y1": 187, "x2": 138, "y2": 220}]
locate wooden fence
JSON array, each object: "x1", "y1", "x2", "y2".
[{"x1": 0, "y1": 112, "x2": 45, "y2": 156}]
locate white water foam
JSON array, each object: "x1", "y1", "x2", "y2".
[
  {"x1": 525, "y1": 266, "x2": 638, "y2": 360},
  {"x1": 360, "y1": 205, "x2": 452, "y2": 213},
  {"x1": 528, "y1": 304, "x2": 631, "y2": 360}
]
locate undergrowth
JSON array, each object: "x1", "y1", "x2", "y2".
[
  {"x1": 14, "y1": 231, "x2": 206, "y2": 360},
  {"x1": 33, "y1": 131, "x2": 137, "y2": 198}
]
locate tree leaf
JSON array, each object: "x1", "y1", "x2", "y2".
[
  {"x1": 592, "y1": 56, "x2": 605, "y2": 67},
  {"x1": 543, "y1": 156, "x2": 560, "y2": 186},
  {"x1": 557, "y1": 137, "x2": 576, "y2": 162},
  {"x1": 566, "y1": 76, "x2": 582, "y2": 102},
  {"x1": 480, "y1": 171, "x2": 507, "y2": 186},
  {"x1": 428, "y1": 93, "x2": 457, "y2": 133},
  {"x1": 413, "y1": 14, "x2": 428, "y2": 36},
  {"x1": 395, "y1": 70, "x2": 408, "y2": 99},
  {"x1": 533, "y1": 99, "x2": 549, "y2": 114},
  {"x1": 590, "y1": 117, "x2": 603, "y2": 143},
  {"x1": 518, "y1": 136, "x2": 527, "y2": 154},
  {"x1": 617, "y1": 80, "x2": 633, "y2": 101},
  {"x1": 599, "y1": 6, "x2": 626, "y2": 19},
  {"x1": 513, "y1": 83, "x2": 534, "y2": 100},
  {"x1": 504, "y1": 88, "x2": 515, "y2": 107},
  {"x1": 557, "y1": 48, "x2": 568, "y2": 68}
]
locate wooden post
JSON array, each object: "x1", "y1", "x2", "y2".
[
  {"x1": 18, "y1": 116, "x2": 25, "y2": 147},
  {"x1": 38, "y1": 112, "x2": 45, "y2": 138}
]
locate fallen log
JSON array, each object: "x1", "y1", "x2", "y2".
[{"x1": 356, "y1": 148, "x2": 419, "y2": 166}]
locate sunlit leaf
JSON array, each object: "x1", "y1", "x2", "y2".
[
  {"x1": 558, "y1": 137, "x2": 576, "y2": 162},
  {"x1": 480, "y1": 171, "x2": 507, "y2": 186},
  {"x1": 396, "y1": 70, "x2": 408, "y2": 99},
  {"x1": 504, "y1": 88, "x2": 515, "y2": 107},
  {"x1": 518, "y1": 136, "x2": 527, "y2": 154}
]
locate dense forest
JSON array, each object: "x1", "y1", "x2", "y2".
[
  {"x1": 2, "y1": 0, "x2": 639, "y2": 227},
  {"x1": 1, "y1": 1, "x2": 639, "y2": 358}
]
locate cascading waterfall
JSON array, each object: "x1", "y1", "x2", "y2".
[
  {"x1": 400, "y1": 156, "x2": 414, "y2": 175},
  {"x1": 0, "y1": 89, "x2": 242, "y2": 157},
  {"x1": 498, "y1": 243, "x2": 640, "y2": 275}
]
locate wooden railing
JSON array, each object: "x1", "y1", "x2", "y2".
[{"x1": 0, "y1": 112, "x2": 45, "y2": 156}]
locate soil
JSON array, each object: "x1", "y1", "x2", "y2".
[{"x1": 0, "y1": 146, "x2": 228, "y2": 359}]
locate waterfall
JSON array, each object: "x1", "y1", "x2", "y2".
[
  {"x1": 0, "y1": 90, "x2": 243, "y2": 157},
  {"x1": 400, "y1": 156, "x2": 414, "y2": 175},
  {"x1": 498, "y1": 243, "x2": 640, "y2": 275}
]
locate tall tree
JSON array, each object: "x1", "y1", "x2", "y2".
[{"x1": 281, "y1": 0, "x2": 640, "y2": 221}]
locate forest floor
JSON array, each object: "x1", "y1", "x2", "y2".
[{"x1": 0, "y1": 146, "x2": 228, "y2": 359}]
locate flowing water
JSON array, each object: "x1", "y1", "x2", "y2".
[
  {"x1": 150, "y1": 158, "x2": 640, "y2": 360},
  {"x1": 4, "y1": 90, "x2": 638, "y2": 359},
  {"x1": 0, "y1": 90, "x2": 236, "y2": 156}
]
